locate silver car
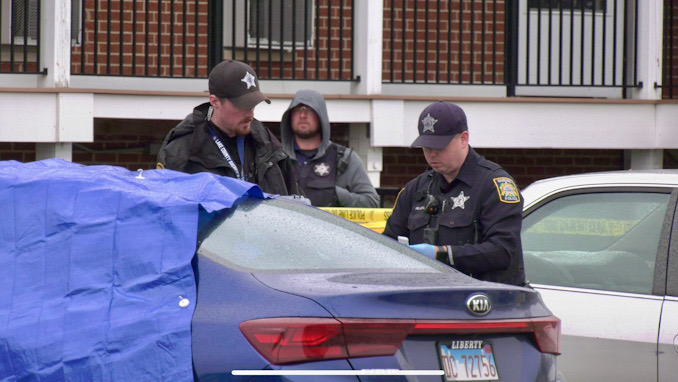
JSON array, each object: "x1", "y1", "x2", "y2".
[{"x1": 521, "y1": 170, "x2": 678, "y2": 382}]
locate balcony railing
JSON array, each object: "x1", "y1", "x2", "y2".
[
  {"x1": 383, "y1": 0, "x2": 507, "y2": 85},
  {"x1": 661, "y1": 0, "x2": 677, "y2": 98},
  {"x1": 382, "y1": 0, "x2": 641, "y2": 96},
  {"x1": 70, "y1": 0, "x2": 209, "y2": 78},
  {"x1": 68, "y1": 0, "x2": 355, "y2": 81},
  {"x1": 0, "y1": 0, "x2": 43, "y2": 74},
  {"x1": 0, "y1": 1, "x2": 675, "y2": 98},
  {"x1": 218, "y1": 0, "x2": 355, "y2": 81}
]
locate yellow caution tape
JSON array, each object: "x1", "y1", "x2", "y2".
[
  {"x1": 325, "y1": 209, "x2": 638, "y2": 238},
  {"x1": 320, "y1": 207, "x2": 393, "y2": 224},
  {"x1": 359, "y1": 221, "x2": 387, "y2": 234},
  {"x1": 526, "y1": 217, "x2": 639, "y2": 237}
]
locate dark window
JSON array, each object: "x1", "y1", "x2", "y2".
[
  {"x1": 248, "y1": 0, "x2": 313, "y2": 49},
  {"x1": 11, "y1": 0, "x2": 38, "y2": 43},
  {"x1": 522, "y1": 192, "x2": 669, "y2": 294},
  {"x1": 3, "y1": 0, "x2": 81, "y2": 45},
  {"x1": 528, "y1": 0, "x2": 607, "y2": 12}
]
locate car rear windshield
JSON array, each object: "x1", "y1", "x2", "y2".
[{"x1": 197, "y1": 198, "x2": 451, "y2": 273}]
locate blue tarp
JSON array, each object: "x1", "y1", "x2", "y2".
[{"x1": 0, "y1": 159, "x2": 266, "y2": 381}]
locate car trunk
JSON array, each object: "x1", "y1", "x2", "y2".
[{"x1": 244, "y1": 271, "x2": 559, "y2": 381}]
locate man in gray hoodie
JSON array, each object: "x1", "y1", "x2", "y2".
[{"x1": 280, "y1": 90, "x2": 379, "y2": 207}]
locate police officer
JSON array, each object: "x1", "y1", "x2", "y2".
[
  {"x1": 280, "y1": 90, "x2": 379, "y2": 207},
  {"x1": 156, "y1": 60, "x2": 298, "y2": 196},
  {"x1": 383, "y1": 101, "x2": 525, "y2": 286}
]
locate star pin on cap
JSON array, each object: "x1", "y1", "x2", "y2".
[
  {"x1": 410, "y1": 101, "x2": 468, "y2": 150},
  {"x1": 208, "y1": 60, "x2": 271, "y2": 110}
]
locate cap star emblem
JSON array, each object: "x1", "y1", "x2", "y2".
[
  {"x1": 421, "y1": 113, "x2": 438, "y2": 133},
  {"x1": 314, "y1": 162, "x2": 330, "y2": 177},
  {"x1": 451, "y1": 191, "x2": 470, "y2": 210},
  {"x1": 241, "y1": 72, "x2": 257, "y2": 89}
]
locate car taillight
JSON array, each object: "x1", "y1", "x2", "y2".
[
  {"x1": 239, "y1": 318, "x2": 414, "y2": 365},
  {"x1": 411, "y1": 315, "x2": 561, "y2": 355},
  {"x1": 530, "y1": 316, "x2": 561, "y2": 355},
  {"x1": 239, "y1": 315, "x2": 561, "y2": 365}
]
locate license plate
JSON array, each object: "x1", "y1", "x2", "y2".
[{"x1": 438, "y1": 341, "x2": 499, "y2": 381}]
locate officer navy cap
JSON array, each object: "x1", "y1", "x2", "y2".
[{"x1": 410, "y1": 101, "x2": 468, "y2": 150}]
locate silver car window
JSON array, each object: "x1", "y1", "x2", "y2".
[
  {"x1": 522, "y1": 192, "x2": 669, "y2": 294},
  {"x1": 198, "y1": 198, "x2": 451, "y2": 273}
]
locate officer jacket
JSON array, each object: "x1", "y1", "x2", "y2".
[
  {"x1": 384, "y1": 148, "x2": 525, "y2": 286},
  {"x1": 156, "y1": 102, "x2": 299, "y2": 196}
]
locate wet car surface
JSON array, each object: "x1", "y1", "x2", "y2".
[{"x1": 1, "y1": 160, "x2": 560, "y2": 381}]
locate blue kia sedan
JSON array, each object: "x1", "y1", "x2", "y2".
[{"x1": 0, "y1": 160, "x2": 560, "y2": 381}]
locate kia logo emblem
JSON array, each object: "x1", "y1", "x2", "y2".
[{"x1": 466, "y1": 294, "x2": 492, "y2": 316}]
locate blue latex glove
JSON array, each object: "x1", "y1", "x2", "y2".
[{"x1": 408, "y1": 243, "x2": 436, "y2": 260}]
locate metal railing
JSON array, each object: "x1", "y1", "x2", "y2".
[
  {"x1": 71, "y1": 0, "x2": 209, "y2": 78},
  {"x1": 68, "y1": 0, "x2": 355, "y2": 81},
  {"x1": 2, "y1": 0, "x2": 677, "y2": 99},
  {"x1": 218, "y1": 0, "x2": 355, "y2": 81},
  {"x1": 0, "y1": 0, "x2": 43, "y2": 74},
  {"x1": 384, "y1": 0, "x2": 506, "y2": 85},
  {"x1": 383, "y1": 0, "x2": 641, "y2": 95},
  {"x1": 519, "y1": 0, "x2": 638, "y2": 89},
  {"x1": 660, "y1": 0, "x2": 677, "y2": 98}
]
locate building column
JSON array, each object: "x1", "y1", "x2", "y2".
[
  {"x1": 630, "y1": 1, "x2": 663, "y2": 101},
  {"x1": 33, "y1": 0, "x2": 75, "y2": 161},
  {"x1": 40, "y1": 0, "x2": 71, "y2": 88},
  {"x1": 352, "y1": 1, "x2": 383, "y2": 95},
  {"x1": 349, "y1": 123, "x2": 382, "y2": 188},
  {"x1": 36, "y1": 143, "x2": 73, "y2": 162},
  {"x1": 627, "y1": 1, "x2": 664, "y2": 170},
  {"x1": 627, "y1": 149, "x2": 664, "y2": 170}
]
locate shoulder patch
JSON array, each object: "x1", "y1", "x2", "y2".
[{"x1": 493, "y1": 177, "x2": 520, "y2": 203}]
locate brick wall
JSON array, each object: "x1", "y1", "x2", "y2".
[
  {"x1": 4, "y1": 123, "x2": 677, "y2": 198},
  {"x1": 68, "y1": 118, "x2": 630, "y2": 186},
  {"x1": 70, "y1": 0, "x2": 353, "y2": 81},
  {"x1": 249, "y1": 0, "x2": 354, "y2": 80},
  {"x1": 383, "y1": 0, "x2": 506, "y2": 83},
  {"x1": 380, "y1": 146, "x2": 626, "y2": 191},
  {"x1": 71, "y1": 118, "x2": 350, "y2": 172},
  {"x1": 665, "y1": 150, "x2": 678, "y2": 168},
  {"x1": 67, "y1": 0, "x2": 676, "y2": 95},
  {"x1": 71, "y1": 0, "x2": 209, "y2": 77},
  {"x1": 0, "y1": 143, "x2": 36, "y2": 162},
  {"x1": 73, "y1": 118, "x2": 174, "y2": 170}
]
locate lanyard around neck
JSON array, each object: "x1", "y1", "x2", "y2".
[{"x1": 207, "y1": 126, "x2": 246, "y2": 180}]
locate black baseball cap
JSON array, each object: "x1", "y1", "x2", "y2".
[
  {"x1": 208, "y1": 60, "x2": 271, "y2": 110},
  {"x1": 410, "y1": 101, "x2": 468, "y2": 149}
]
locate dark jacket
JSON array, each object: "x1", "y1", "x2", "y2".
[
  {"x1": 383, "y1": 148, "x2": 525, "y2": 286},
  {"x1": 157, "y1": 102, "x2": 299, "y2": 196}
]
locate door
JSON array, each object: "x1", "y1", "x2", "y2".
[
  {"x1": 522, "y1": 188, "x2": 673, "y2": 381},
  {"x1": 658, "y1": 201, "x2": 678, "y2": 382}
]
